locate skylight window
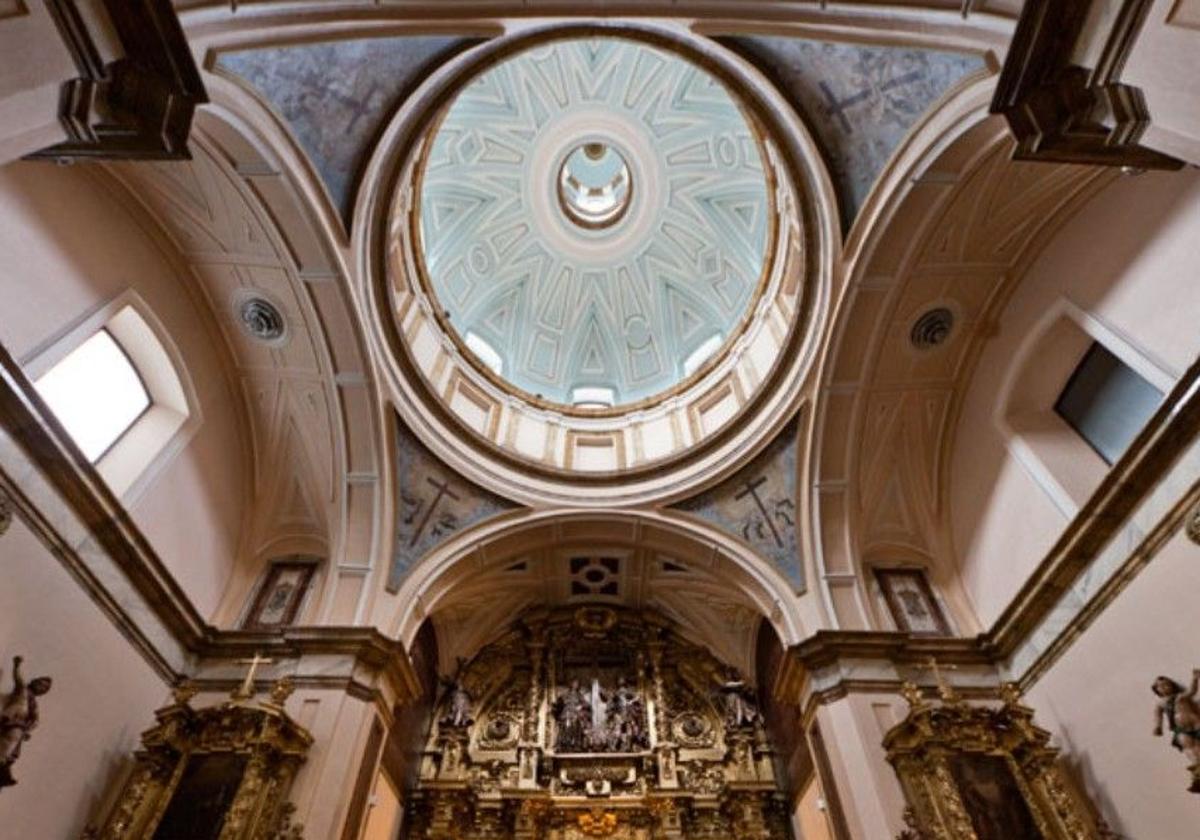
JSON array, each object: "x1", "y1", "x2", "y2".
[
  {"x1": 35, "y1": 329, "x2": 150, "y2": 461},
  {"x1": 465, "y1": 331, "x2": 503, "y2": 375},
  {"x1": 571, "y1": 386, "x2": 615, "y2": 409},
  {"x1": 683, "y1": 334, "x2": 724, "y2": 376}
]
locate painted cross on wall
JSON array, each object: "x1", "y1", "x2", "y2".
[
  {"x1": 671, "y1": 418, "x2": 803, "y2": 591},
  {"x1": 387, "y1": 416, "x2": 521, "y2": 592}
]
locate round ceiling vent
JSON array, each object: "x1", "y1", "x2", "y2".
[
  {"x1": 236, "y1": 296, "x2": 286, "y2": 344},
  {"x1": 557, "y1": 142, "x2": 633, "y2": 230},
  {"x1": 910, "y1": 306, "x2": 954, "y2": 350}
]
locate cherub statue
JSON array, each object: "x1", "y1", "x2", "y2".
[
  {"x1": 1152, "y1": 670, "x2": 1200, "y2": 792},
  {"x1": 0, "y1": 655, "x2": 52, "y2": 789}
]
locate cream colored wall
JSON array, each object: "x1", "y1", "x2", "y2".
[
  {"x1": 0, "y1": 5, "x2": 75, "y2": 161},
  {"x1": 0, "y1": 518, "x2": 168, "y2": 837},
  {"x1": 793, "y1": 775, "x2": 834, "y2": 840},
  {"x1": 1025, "y1": 530, "x2": 1199, "y2": 838},
  {"x1": 0, "y1": 160, "x2": 247, "y2": 618},
  {"x1": 948, "y1": 168, "x2": 1200, "y2": 624},
  {"x1": 1126, "y1": 0, "x2": 1200, "y2": 165}
]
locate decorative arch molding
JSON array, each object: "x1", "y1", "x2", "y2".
[
  {"x1": 383, "y1": 508, "x2": 813, "y2": 659},
  {"x1": 355, "y1": 20, "x2": 838, "y2": 507},
  {"x1": 806, "y1": 73, "x2": 1113, "y2": 635}
]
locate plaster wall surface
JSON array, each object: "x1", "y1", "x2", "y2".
[
  {"x1": 0, "y1": 518, "x2": 167, "y2": 838},
  {"x1": 1026, "y1": 530, "x2": 1199, "y2": 839},
  {"x1": 949, "y1": 168, "x2": 1200, "y2": 624},
  {"x1": 0, "y1": 160, "x2": 246, "y2": 618}
]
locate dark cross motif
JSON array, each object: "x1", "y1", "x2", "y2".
[
  {"x1": 408, "y1": 476, "x2": 461, "y2": 547},
  {"x1": 735, "y1": 476, "x2": 784, "y2": 548},
  {"x1": 818, "y1": 69, "x2": 923, "y2": 133}
]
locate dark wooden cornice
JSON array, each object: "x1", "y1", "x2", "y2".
[
  {"x1": 26, "y1": 0, "x2": 206, "y2": 161},
  {"x1": 991, "y1": 0, "x2": 1182, "y2": 169}
]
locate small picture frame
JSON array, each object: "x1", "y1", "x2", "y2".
[
  {"x1": 873, "y1": 567, "x2": 951, "y2": 636},
  {"x1": 243, "y1": 557, "x2": 318, "y2": 630}
]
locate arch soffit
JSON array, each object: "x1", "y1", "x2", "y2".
[
  {"x1": 808, "y1": 77, "x2": 1116, "y2": 630},
  {"x1": 108, "y1": 93, "x2": 389, "y2": 612},
  {"x1": 384, "y1": 508, "x2": 812, "y2": 654}
]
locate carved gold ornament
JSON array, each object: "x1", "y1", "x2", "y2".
[
  {"x1": 885, "y1": 683, "x2": 1107, "y2": 839},
  {"x1": 577, "y1": 808, "x2": 619, "y2": 837},
  {"x1": 86, "y1": 677, "x2": 312, "y2": 839}
]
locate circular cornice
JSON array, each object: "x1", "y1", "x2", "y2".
[{"x1": 360, "y1": 23, "x2": 838, "y2": 506}]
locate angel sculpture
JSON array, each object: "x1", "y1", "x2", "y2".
[
  {"x1": 1152, "y1": 669, "x2": 1200, "y2": 792},
  {"x1": 0, "y1": 655, "x2": 52, "y2": 789}
]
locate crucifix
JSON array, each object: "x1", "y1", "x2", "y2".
[
  {"x1": 913, "y1": 656, "x2": 960, "y2": 704},
  {"x1": 232, "y1": 652, "x2": 273, "y2": 701},
  {"x1": 408, "y1": 476, "x2": 461, "y2": 547},
  {"x1": 735, "y1": 476, "x2": 784, "y2": 547}
]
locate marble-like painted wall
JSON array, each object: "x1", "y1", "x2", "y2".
[
  {"x1": 722, "y1": 36, "x2": 985, "y2": 230},
  {"x1": 218, "y1": 35, "x2": 474, "y2": 223}
]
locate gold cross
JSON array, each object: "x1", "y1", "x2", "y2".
[
  {"x1": 914, "y1": 656, "x2": 961, "y2": 704},
  {"x1": 233, "y1": 652, "x2": 273, "y2": 700}
]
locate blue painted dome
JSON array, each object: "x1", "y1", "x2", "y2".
[{"x1": 417, "y1": 37, "x2": 774, "y2": 407}]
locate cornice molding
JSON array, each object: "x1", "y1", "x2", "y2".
[
  {"x1": 26, "y1": 0, "x2": 207, "y2": 161},
  {"x1": 991, "y1": 0, "x2": 1182, "y2": 168}
]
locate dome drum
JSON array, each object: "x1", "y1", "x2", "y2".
[{"x1": 377, "y1": 27, "x2": 836, "y2": 502}]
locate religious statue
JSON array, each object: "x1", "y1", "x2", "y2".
[
  {"x1": 717, "y1": 666, "x2": 760, "y2": 729},
  {"x1": 608, "y1": 677, "x2": 647, "y2": 752},
  {"x1": 0, "y1": 655, "x2": 52, "y2": 789},
  {"x1": 553, "y1": 679, "x2": 592, "y2": 752},
  {"x1": 1152, "y1": 670, "x2": 1200, "y2": 792},
  {"x1": 440, "y1": 659, "x2": 473, "y2": 728}
]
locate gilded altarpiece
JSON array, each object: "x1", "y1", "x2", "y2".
[
  {"x1": 88, "y1": 680, "x2": 312, "y2": 840},
  {"x1": 408, "y1": 606, "x2": 791, "y2": 839},
  {"x1": 885, "y1": 683, "x2": 1106, "y2": 840}
]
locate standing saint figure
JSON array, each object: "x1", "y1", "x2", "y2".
[
  {"x1": 1152, "y1": 670, "x2": 1200, "y2": 792},
  {"x1": 610, "y1": 677, "x2": 646, "y2": 751},
  {"x1": 439, "y1": 658, "x2": 473, "y2": 728},
  {"x1": 718, "y1": 666, "x2": 760, "y2": 729},
  {"x1": 0, "y1": 655, "x2": 52, "y2": 789},
  {"x1": 553, "y1": 679, "x2": 591, "y2": 752}
]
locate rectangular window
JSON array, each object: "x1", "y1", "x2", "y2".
[
  {"x1": 35, "y1": 328, "x2": 151, "y2": 462},
  {"x1": 1054, "y1": 342, "x2": 1163, "y2": 465}
]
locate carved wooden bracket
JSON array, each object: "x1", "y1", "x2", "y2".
[
  {"x1": 991, "y1": 0, "x2": 1183, "y2": 169},
  {"x1": 26, "y1": 0, "x2": 206, "y2": 161}
]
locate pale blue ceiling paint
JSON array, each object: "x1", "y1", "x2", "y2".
[{"x1": 418, "y1": 38, "x2": 772, "y2": 407}]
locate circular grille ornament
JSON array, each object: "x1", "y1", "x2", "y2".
[
  {"x1": 910, "y1": 307, "x2": 954, "y2": 350},
  {"x1": 238, "y1": 297, "x2": 286, "y2": 343}
]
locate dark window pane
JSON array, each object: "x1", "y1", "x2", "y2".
[{"x1": 1055, "y1": 342, "x2": 1163, "y2": 465}]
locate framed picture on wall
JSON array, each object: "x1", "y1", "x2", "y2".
[
  {"x1": 873, "y1": 567, "x2": 951, "y2": 636},
  {"x1": 242, "y1": 557, "x2": 318, "y2": 629}
]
